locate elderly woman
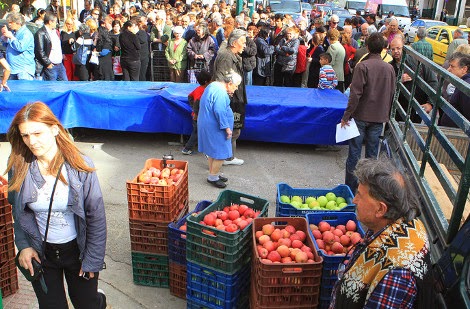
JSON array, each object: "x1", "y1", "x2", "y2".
[
  {"x1": 326, "y1": 28, "x2": 345, "y2": 92},
  {"x1": 6, "y1": 102, "x2": 107, "y2": 308},
  {"x1": 73, "y1": 23, "x2": 93, "y2": 81},
  {"x1": 273, "y1": 26, "x2": 300, "y2": 87},
  {"x1": 198, "y1": 71, "x2": 242, "y2": 188},
  {"x1": 187, "y1": 22, "x2": 217, "y2": 73},
  {"x1": 165, "y1": 26, "x2": 188, "y2": 82}
]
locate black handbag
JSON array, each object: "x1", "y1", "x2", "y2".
[{"x1": 15, "y1": 163, "x2": 64, "y2": 294}]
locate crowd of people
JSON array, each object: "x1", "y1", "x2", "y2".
[{"x1": 1, "y1": 0, "x2": 465, "y2": 87}]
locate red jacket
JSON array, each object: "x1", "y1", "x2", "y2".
[
  {"x1": 343, "y1": 43, "x2": 356, "y2": 75},
  {"x1": 295, "y1": 45, "x2": 307, "y2": 74}
]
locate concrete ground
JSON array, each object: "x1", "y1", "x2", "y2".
[{"x1": 0, "y1": 129, "x2": 348, "y2": 309}]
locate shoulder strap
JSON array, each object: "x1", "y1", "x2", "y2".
[{"x1": 41, "y1": 162, "x2": 64, "y2": 257}]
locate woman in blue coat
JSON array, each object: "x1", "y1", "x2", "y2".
[{"x1": 198, "y1": 70, "x2": 242, "y2": 188}]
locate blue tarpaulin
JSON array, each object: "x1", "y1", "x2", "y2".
[{"x1": 0, "y1": 81, "x2": 348, "y2": 145}]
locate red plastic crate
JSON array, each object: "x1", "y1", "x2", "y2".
[
  {"x1": 0, "y1": 176, "x2": 8, "y2": 207},
  {"x1": 129, "y1": 203, "x2": 188, "y2": 254},
  {"x1": 250, "y1": 217, "x2": 322, "y2": 308},
  {"x1": 169, "y1": 261, "x2": 186, "y2": 299},
  {"x1": 0, "y1": 258, "x2": 18, "y2": 298},
  {"x1": 127, "y1": 159, "x2": 189, "y2": 222},
  {"x1": 0, "y1": 222, "x2": 15, "y2": 268},
  {"x1": 0, "y1": 205, "x2": 12, "y2": 227}
]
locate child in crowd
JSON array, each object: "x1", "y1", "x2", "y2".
[
  {"x1": 318, "y1": 52, "x2": 338, "y2": 90},
  {"x1": 182, "y1": 70, "x2": 212, "y2": 155}
]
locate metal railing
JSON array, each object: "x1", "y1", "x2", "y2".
[{"x1": 387, "y1": 45, "x2": 470, "y2": 259}]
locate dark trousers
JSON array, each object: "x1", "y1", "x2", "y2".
[
  {"x1": 75, "y1": 64, "x2": 89, "y2": 81},
  {"x1": 273, "y1": 63, "x2": 294, "y2": 87},
  {"x1": 184, "y1": 119, "x2": 198, "y2": 150},
  {"x1": 139, "y1": 56, "x2": 149, "y2": 81},
  {"x1": 32, "y1": 239, "x2": 106, "y2": 309},
  {"x1": 252, "y1": 72, "x2": 267, "y2": 86},
  {"x1": 122, "y1": 59, "x2": 141, "y2": 81},
  {"x1": 98, "y1": 53, "x2": 113, "y2": 81}
]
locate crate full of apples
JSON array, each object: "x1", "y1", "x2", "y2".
[
  {"x1": 306, "y1": 212, "x2": 365, "y2": 308},
  {"x1": 126, "y1": 159, "x2": 189, "y2": 222},
  {"x1": 250, "y1": 217, "x2": 323, "y2": 308}
]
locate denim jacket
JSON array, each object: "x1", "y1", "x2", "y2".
[{"x1": 8, "y1": 156, "x2": 107, "y2": 273}]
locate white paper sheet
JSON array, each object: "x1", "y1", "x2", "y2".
[{"x1": 336, "y1": 118, "x2": 360, "y2": 143}]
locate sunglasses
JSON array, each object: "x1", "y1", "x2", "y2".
[{"x1": 330, "y1": 21, "x2": 338, "y2": 24}]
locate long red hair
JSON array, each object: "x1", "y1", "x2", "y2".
[{"x1": 5, "y1": 102, "x2": 95, "y2": 191}]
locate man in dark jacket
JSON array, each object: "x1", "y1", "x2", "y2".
[
  {"x1": 95, "y1": 16, "x2": 114, "y2": 80},
  {"x1": 34, "y1": 12, "x2": 68, "y2": 81},
  {"x1": 439, "y1": 52, "x2": 470, "y2": 127},
  {"x1": 235, "y1": 16, "x2": 256, "y2": 86},
  {"x1": 389, "y1": 35, "x2": 438, "y2": 123},
  {"x1": 213, "y1": 29, "x2": 247, "y2": 166},
  {"x1": 45, "y1": 0, "x2": 63, "y2": 23},
  {"x1": 341, "y1": 33, "x2": 396, "y2": 192},
  {"x1": 136, "y1": 15, "x2": 150, "y2": 81},
  {"x1": 79, "y1": 0, "x2": 92, "y2": 23}
]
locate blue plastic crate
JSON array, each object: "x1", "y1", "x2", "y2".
[
  {"x1": 168, "y1": 200, "x2": 212, "y2": 265},
  {"x1": 306, "y1": 212, "x2": 365, "y2": 304},
  {"x1": 276, "y1": 183, "x2": 355, "y2": 217},
  {"x1": 186, "y1": 293, "x2": 249, "y2": 309},
  {"x1": 186, "y1": 261, "x2": 250, "y2": 308}
]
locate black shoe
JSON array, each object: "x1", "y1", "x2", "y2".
[
  {"x1": 207, "y1": 179, "x2": 227, "y2": 188},
  {"x1": 218, "y1": 175, "x2": 228, "y2": 182}
]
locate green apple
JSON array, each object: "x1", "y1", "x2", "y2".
[
  {"x1": 336, "y1": 197, "x2": 346, "y2": 204},
  {"x1": 280, "y1": 195, "x2": 291, "y2": 203},
  {"x1": 326, "y1": 200, "x2": 337, "y2": 210},
  {"x1": 291, "y1": 196, "x2": 303, "y2": 204},
  {"x1": 305, "y1": 196, "x2": 316, "y2": 205},
  {"x1": 308, "y1": 200, "x2": 320, "y2": 209},
  {"x1": 317, "y1": 196, "x2": 328, "y2": 207},
  {"x1": 291, "y1": 201, "x2": 302, "y2": 209},
  {"x1": 325, "y1": 192, "x2": 336, "y2": 201},
  {"x1": 301, "y1": 203, "x2": 309, "y2": 209},
  {"x1": 338, "y1": 202, "x2": 348, "y2": 209}
]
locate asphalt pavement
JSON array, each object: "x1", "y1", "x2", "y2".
[{"x1": 0, "y1": 129, "x2": 348, "y2": 309}]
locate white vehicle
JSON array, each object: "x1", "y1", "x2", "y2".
[
  {"x1": 344, "y1": 0, "x2": 366, "y2": 15},
  {"x1": 403, "y1": 19, "x2": 448, "y2": 44},
  {"x1": 374, "y1": 0, "x2": 411, "y2": 29}
]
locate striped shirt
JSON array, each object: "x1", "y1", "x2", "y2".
[{"x1": 319, "y1": 64, "x2": 338, "y2": 89}]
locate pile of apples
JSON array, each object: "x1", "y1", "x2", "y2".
[
  {"x1": 309, "y1": 220, "x2": 362, "y2": 256},
  {"x1": 192, "y1": 204, "x2": 261, "y2": 234},
  {"x1": 255, "y1": 223, "x2": 316, "y2": 264},
  {"x1": 280, "y1": 192, "x2": 349, "y2": 211},
  {"x1": 137, "y1": 166, "x2": 184, "y2": 186}
]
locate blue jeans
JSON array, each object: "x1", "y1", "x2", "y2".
[
  {"x1": 345, "y1": 120, "x2": 384, "y2": 193},
  {"x1": 43, "y1": 63, "x2": 68, "y2": 81},
  {"x1": 10, "y1": 72, "x2": 34, "y2": 80}
]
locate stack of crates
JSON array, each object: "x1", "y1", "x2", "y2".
[
  {"x1": 167, "y1": 200, "x2": 212, "y2": 299},
  {"x1": 185, "y1": 190, "x2": 269, "y2": 308},
  {"x1": 250, "y1": 217, "x2": 323, "y2": 309},
  {"x1": 150, "y1": 50, "x2": 170, "y2": 82},
  {"x1": 0, "y1": 176, "x2": 18, "y2": 297},
  {"x1": 126, "y1": 159, "x2": 189, "y2": 288}
]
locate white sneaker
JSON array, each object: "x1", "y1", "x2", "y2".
[{"x1": 223, "y1": 157, "x2": 244, "y2": 166}]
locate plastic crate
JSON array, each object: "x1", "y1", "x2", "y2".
[
  {"x1": 0, "y1": 288, "x2": 3, "y2": 309},
  {"x1": 0, "y1": 205, "x2": 13, "y2": 227},
  {"x1": 168, "y1": 200, "x2": 212, "y2": 265},
  {"x1": 169, "y1": 261, "x2": 186, "y2": 299},
  {"x1": 126, "y1": 159, "x2": 189, "y2": 222},
  {"x1": 306, "y1": 212, "x2": 365, "y2": 306},
  {"x1": 186, "y1": 261, "x2": 250, "y2": 309},
  {"x1": 131, "y1": 252, "x2": 169, "y2": 288},
  {"x1": 187, "y1": 294, "x2": 249, "y2": 309},
  {"x1": 276, "y1": 183, "x2": 355, "y2": 217},
  {"x1": 0, "y1": 258, "x2": 18, "y2": 298},
  {"x1": 0, "y1": 222, "x2": 15, "y2": 268},
  {"x1": 251, "y1": 217, "x2": 322, "y2": 308},
  {"x1": 0, "y1": 176, "x2": 8, "y2": 207},
  {"x1": 186, "y1": 190, "x2": 269, "y2": 274},
  {"x1": 250, "y1": 282, "x2": 320, "y2": 309}
]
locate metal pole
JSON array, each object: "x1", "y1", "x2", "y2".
[{"x1": 455, "y1": 0, "x2": 462, "y2": 26}]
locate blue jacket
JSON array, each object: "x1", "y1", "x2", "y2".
[
  {"x1": 8, "y1": 156, "x2": 107, "y2": 273},
  {"x1": 3, "y1": 25, "x2": 36, "y2": 76}
]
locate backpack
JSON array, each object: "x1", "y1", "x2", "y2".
[{"x1": 73, "y1": 37, "x2": 89, "y2": 65}]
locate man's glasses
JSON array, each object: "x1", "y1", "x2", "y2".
[{"x1": 330, "y1": 21, "x2": 338, "y2": 24}]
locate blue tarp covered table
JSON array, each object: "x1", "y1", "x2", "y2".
[{"x1": 0, "y1": 81, "x2": 348, "y2": 145}]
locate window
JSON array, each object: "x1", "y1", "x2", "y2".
[
  {"x1": 427, "y1": 27, "x2": 439, "y2": 40},
  {"x1": 438, "y1": 30, "x2": 449, "y2": 43}
]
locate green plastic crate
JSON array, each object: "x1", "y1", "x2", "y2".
[
  {"x1": 0, "y1": 288, "x2": 3, "y2": 309},
  {"x1": 186, "y1": 190, "x2": 269, "y2": 274},
  {"x1": 131, "y1": 252, "x2": 169, "y2": 288}
]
